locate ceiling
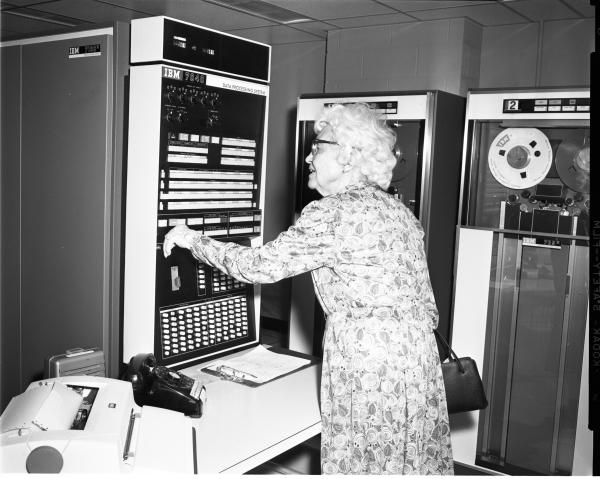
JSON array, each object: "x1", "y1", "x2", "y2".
[{"x1": 0, "y1": 0, "x2": 595, "y2": 44}]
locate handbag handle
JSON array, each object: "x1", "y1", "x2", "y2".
[{"x1": 433, "y1": 329, "x2": 465, "y2": 374}]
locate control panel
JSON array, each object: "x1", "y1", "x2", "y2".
[{"x1": 156, "y1": 66, "x2": 263, "y2": 240}]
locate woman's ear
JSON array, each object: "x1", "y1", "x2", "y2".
[{"x1": 343, "y1": 146, "x2": 362, "y2": 171}]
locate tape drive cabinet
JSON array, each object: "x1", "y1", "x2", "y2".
[{"x1": 451, "y1": 87, "x2": 591, "y2": 476}]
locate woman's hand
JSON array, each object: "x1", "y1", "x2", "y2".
[{"x1": 163, "y1": 224, "x2": 196, "y2": 257}]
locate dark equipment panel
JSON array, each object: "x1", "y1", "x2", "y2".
[{"x1": 151, "y1": 66, "x2": 266, "y2": 366}]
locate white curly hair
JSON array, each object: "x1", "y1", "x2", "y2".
[{"x1": 314, "y1": 102, "x2": 397, "y2": 189}]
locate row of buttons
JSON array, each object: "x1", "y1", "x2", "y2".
[
  {"x1": 159, "y1": 296, "x2": 249, "y2": 357},
  {"x1": 213, "y1": 269, "x2": 244, "y2": 292},
  {"x1": 197, "y1": 268, "x2": 206, "y2": 295}
]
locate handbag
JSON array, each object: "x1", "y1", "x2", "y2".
[{"x1": 434, "y1": 329, "x2": 488, "y2": 415}]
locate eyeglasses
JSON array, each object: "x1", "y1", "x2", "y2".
[{"x1": 311, "y1": 139, "x2": 340, "y2": 156}]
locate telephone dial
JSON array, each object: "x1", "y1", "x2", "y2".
[{"x1": 121, "y1": 353, "x2": 206, "y2": 418}]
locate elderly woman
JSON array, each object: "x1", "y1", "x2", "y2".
[{"x1": 163, "y1": 103, "x2": 454, "y2": 475}]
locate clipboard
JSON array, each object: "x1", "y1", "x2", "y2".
[{"x1": 201, "y1": 345, "x2": 319, "y2": 387}]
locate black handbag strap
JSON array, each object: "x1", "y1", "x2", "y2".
[{"x1": 433, "y1": 329, "x2": 465, "y2": 373}]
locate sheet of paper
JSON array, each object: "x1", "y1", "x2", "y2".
[{"x1": 203, "y1": 345, "x2": 310, "y2": 384}]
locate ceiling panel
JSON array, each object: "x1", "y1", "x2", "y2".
[
  {"x1": 505, "y1": 0, "x2": 582, "y2": 21},
  {"x1": 0, "y1": 0, "x2": 61, "y2": 8},
  {"x1": 0, "y1": 11, "x2": 74, "y2": 40},
  {"x1": 1, "y1": 5, "x2": 91, "y2": 30},
  {"x1": 30, "y1": 0, "x2": 147, "y2": 24},
  {"x1": 104, "y1": 0, "x2": 277, "y2": 29},
  {"x1": 162, "y1": 1, "x2": 277, "y2": 30},
  {"x1": 329, "y1": 12, "x2": 414, "y2": 28},
  {"x1": 261, "y1": 0, "x2": 396, "y2": 20},
  {"x1": 287, "y1": 20, "x2": 330, "y2": 38},
  {"x1": 378, "y1": 0, "x2": 493, "y2": 12},
  {"x1": 203, "y1": 0, "x2": 312, "y2": 23},
  {"x1": 412, "y1": 2, "x2": 532, "y2": 25},
  {"x1": 233, "y1": 23, "x2": 323, "y2": 44},
  {"x1": 560, "y1": 0, "x2": 595, "y2": 16}
]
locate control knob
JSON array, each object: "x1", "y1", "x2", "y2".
[
  {"x1": 507, "y1": 193, "x2": 519, "y2": 205},
  {"x1": 207, "y1": 93, "x2": 219, "y2": 108},
  {"x1": 165, "y1": 109, "x2": 176, "y2": 122},
  {"x1": 164, "y1": 90, "x2": 177, "y2": 104}
]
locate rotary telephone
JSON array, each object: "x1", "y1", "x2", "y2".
[{"x1": 121, "y1": 353, "x2": 206, "y2": 418}]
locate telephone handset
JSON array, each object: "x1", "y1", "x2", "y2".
[{"x1": 121, "y1": 353, "x2": 206, "y2": 418}]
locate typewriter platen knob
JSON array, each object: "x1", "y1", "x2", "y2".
[{"x1": 26, "y1": 446, "x2": 63, "y2": 473}]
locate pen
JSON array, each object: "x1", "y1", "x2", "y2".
[{"x1": 215, "y1": 365, "x2": 258, "y2": 381}]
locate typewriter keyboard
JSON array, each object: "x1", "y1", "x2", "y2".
[{"x1": 160, "y1": 294, "x2": 249, "y2": 358}]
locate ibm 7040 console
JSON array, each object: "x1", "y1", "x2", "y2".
[{"x1": 123, "y1": 16, "x2": 270, "y2": 367}]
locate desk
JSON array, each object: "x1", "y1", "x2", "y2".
[{"x1": 179, "y1": 349, "x2": 322, "y2": 474}]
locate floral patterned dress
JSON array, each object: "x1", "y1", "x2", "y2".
[{"x1": 187, "y1": 182, "x2": 454, "y2": 475}]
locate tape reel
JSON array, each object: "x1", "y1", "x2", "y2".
[
  {"x1": 488, "y1": 128, "x2": 552, "y2": 189},
  {"x1": 555, "y1": 140, "x2": 590, "y2": 194}
]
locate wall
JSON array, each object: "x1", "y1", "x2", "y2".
[
  {"x1": 324, "y1": 17, "x2": 592, "y2": 95},
  {"x1": 479, "y1": 18, "x2": 593, "y2": 88},
  {"x1": 324, "y1": 18, "x2": 482, "y2": 96},
  {"x1": 478, "y1": 23, "x2": 539, "y2": 88}
]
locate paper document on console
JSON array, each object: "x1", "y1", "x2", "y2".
[{"x1": 202, "y1": 345, "x2": 311, "y2": 385}]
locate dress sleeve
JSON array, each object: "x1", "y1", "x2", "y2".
[{"x1": 186, "y1": 199, "x2": 338, "y2": 284}]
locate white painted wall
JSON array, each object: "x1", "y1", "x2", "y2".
[
  {"x1": 479, "y1": 18, "x2": 592, "y2": 88},
  {"x1": 325, "y1": 18, "x2": 481, "y2": 96}
]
